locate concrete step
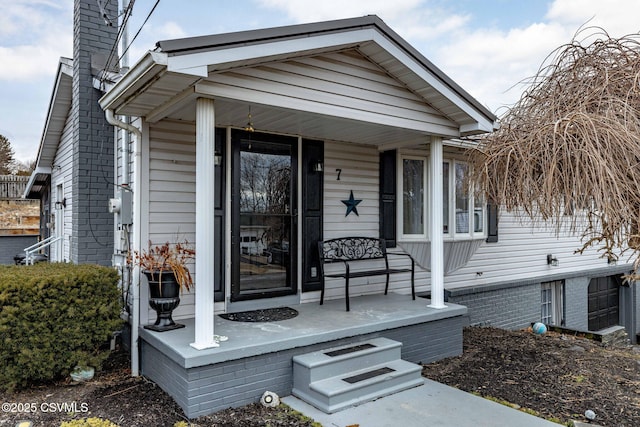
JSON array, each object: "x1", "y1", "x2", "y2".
[
  {"x1": 599, "y1": 327, "x2": 629, "y2": 347},
  {"x1": 293, "y1": 359, "x2": 424, "y2": 413},
  {"x1": 292, "y1": 338, "x2": 425, "y2": 413},
  {"x1": 292, "y1": 337, "x2": 401, "y2": 385}
]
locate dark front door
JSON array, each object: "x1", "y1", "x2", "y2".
[
  {"x1": 588, "y1": 276, "x2": 620, "y2": 331},
  {"x1": 231, "y1": 131, "x2": 298, "y2": 301}
]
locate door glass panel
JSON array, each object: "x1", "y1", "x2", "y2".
[{"x1": 238, "y1": 140, "x2": 293, "y2": 295}]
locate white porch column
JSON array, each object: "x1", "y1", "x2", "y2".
[
  {"x1": 428, "y1": 136, "x2": 446, "y2": 308},
  {"x1": 191, "y1": 97, "x2": 219, "y2": 349}
]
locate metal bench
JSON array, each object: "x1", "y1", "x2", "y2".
[{"x1": 318, "y1": 237, "x2": 415, "y2": 311}]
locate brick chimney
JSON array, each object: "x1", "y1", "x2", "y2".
[{"x1": 71, "y1": 0, "x2": 117, "y2": 264}]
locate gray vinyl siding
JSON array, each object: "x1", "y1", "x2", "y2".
[
  {"x1": 50, "y1": 112, "x2": 74, "y2": 262},
  {"x1": 313, "y1": 141, "x2": 428, "y2": 304},
  {"x1": 444, "y1": 212, "x2": 622, "y2": 289},
  {"x1": 147, "y1": 119, "x2": 197, "y2": 320},
  {"x1": 201, "y1": 50, "x2": 458, "y2": 137}
]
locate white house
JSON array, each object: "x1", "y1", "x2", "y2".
[{"x1": 25, "y1": 2, "x2": 638, "y2": 418}]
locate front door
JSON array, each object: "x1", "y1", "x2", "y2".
[{"x1": 231, "y1": 131, "x2": 298, "y2": 301}]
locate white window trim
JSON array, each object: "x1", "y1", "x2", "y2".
[{"x1": 541, "y1": 280, "x2": 564, "y2": 326}]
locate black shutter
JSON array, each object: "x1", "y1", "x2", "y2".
[
  {"x1": 486, "y1": 203, "x2": 499, "y2": 243},
  {"x1": 302, "y1": 139, "x2": 324, "y2": 292},
  {"x1": 380, "y1": 150, "x2": 397, "y2": 248},
  {"x1": 214, "y1": 127, "x2": 225, "y2": 301}
]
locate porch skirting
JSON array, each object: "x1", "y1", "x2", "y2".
[{"x1": 139, "y1": 294, "x2": 468, "y2": 418}]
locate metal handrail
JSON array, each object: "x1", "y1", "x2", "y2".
[{"x1": 24, "y1": 235, "x2": 61, "y2": 265}]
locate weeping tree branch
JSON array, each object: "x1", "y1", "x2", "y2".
[{"x1": 469, "y1": 27, "x2": 640, "y2": 278}]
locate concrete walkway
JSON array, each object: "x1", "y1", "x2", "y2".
[{"x1": 283, "y1": 379, "x2": 561, "y2": 427}]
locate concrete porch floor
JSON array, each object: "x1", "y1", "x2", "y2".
[{"x1": 139, "y1": 293, "x2": 468, "y2": 369}]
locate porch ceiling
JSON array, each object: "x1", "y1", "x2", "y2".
[
  {"x1": 170, "y1": 96, "x2": 432, "y2": 148},
  {"x1": 103, "y1": 66, "x2": 447, "y2": 147}
]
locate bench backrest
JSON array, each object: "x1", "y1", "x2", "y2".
[{"x1": 319, "y1": 237, "x2": 386, "y2": 262}]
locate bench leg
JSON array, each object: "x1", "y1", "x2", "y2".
[
  {"x1": 411, "y1": 266, "x2": 415, "y2": 300},
  {"x1": 320, "y1": 277, "x2": 324, "y2": 305},
  {"x1": 384, "y1": 273, "x2": 390, "y2": 295},
  {"x1": 345, "y1": 276, "x2": 350, "y2": 311}
]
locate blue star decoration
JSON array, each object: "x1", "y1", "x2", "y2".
[{"x1": 341, "y1": 190, "x2": 362, "y2": 217}]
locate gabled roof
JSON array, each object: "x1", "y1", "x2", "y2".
[
  {"x1": 24, "y1": 57, "x2": 73, "y2": 198},
  {"x1": 100, "y1": 15, "x2": 496, "y2": 137}
]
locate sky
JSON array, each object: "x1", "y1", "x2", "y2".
[{"x1": 1, "y1": 0, "x2": 639, "y2": 163}]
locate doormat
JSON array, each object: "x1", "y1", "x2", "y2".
[{"x1": 219, "y1": 307, "x2": 298, "y2": 322}]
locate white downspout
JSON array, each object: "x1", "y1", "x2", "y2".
[{"x1": 106, "y1": 109, "x2": 142, "y2": 376}]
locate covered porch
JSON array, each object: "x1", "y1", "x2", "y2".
[
  {"x1": 98, "y1": 15, "x2": 496, "y2": 417},
  {"x1": 139, "y1": 293, "x2": 467, "y2": 418}
]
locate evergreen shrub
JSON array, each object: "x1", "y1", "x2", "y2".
[{"x1": 0, "y1": 263, "x2": 122, "y2": 391}]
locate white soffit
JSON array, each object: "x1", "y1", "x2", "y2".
[{"x1": 35, "y1": 58, "x2": 73, "y2": 169}]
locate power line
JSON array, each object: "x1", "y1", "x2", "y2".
[
  {"x1": 99, "y1": 0, "x2": 136, "y2": 86},
  {"x1": 119, "y1": 0, "x2": 162, "y2": 61}
]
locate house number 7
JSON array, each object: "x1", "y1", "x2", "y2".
[{"x1": 336, "y1": 168, "x2": 342, "y2": 181}]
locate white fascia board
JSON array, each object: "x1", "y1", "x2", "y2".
[
  {"x1": 165, "y1": 29, "x2": 374, "y2": 76},
  {"x1": 370, "y1": 32, "x2": 496, "y2": 134},
  {"x1": 35, "y1": 60, "x2": 73, "y2": 169},
  {"x1": 99, "y1": 51, "x2": 168, "y2": 111},
  {"x1": 460, "y1": 121, "x2": 496, "y2": 136}
]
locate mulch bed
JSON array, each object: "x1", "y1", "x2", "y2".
[
  {"x1": 422, "y1": 327, "x2": 640, "y2": 426},
  {"x1": 1, "y1": 327, "x2": 638, "y2": 426}
]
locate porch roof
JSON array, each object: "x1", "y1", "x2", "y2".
[{"x1": 99, "y1": 16, "x2": 497, "y2": 146}]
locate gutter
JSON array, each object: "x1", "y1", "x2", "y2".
[
  {"x1": 105, "y1": 109, "x2": 143, "y2": 377},
  {"x1": 98, "y1": 51, "x2": 167, "y2": 112}
]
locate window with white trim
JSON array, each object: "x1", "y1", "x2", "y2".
[
  {"x1": 400, "y1": 156, "x2": 486, "y2": 240},
  {"x1": 541, "y1": 280, "x2": 564, "y2": 326},
  {"x1": 444, "y1": 159, "x2": 485, "y2": 239}
]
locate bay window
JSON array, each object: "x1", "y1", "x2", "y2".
[{"x1": 400, "y1": 155, "x2": 485, "y2": 240}]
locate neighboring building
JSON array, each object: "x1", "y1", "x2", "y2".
[
  {"x1": 25, "y1": 1, "x2": 638, "y2": 418},
  {"x1": 0, "y1": 175, "x2": 39, "y2": 264}
]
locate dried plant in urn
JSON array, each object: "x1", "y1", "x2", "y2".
[
  {"x1": 129, "y1": 240, "x2": 195, "y2": 331},
  {"x1": 131, "y1": 240, "x2": 195, "y2": 292}
]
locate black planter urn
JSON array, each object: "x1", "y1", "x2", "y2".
[{"x1": 143, "y1": 270, "x2": 185, "y2": 332}]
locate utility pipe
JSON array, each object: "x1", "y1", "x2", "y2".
[{"x1": 106, "y1": 109, "x2": 142, "y2": 376}]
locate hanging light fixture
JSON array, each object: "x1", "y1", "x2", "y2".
[{"x1": 244, "y1": 106, "x2": 254, "y2": 133}]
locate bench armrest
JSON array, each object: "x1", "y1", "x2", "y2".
[
  {"x1": 386, "y1": 252, "x2": 414, "y2": 260},
  {"x1": 386, "y1": 252, "x2": 415, "y2": 269}
]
